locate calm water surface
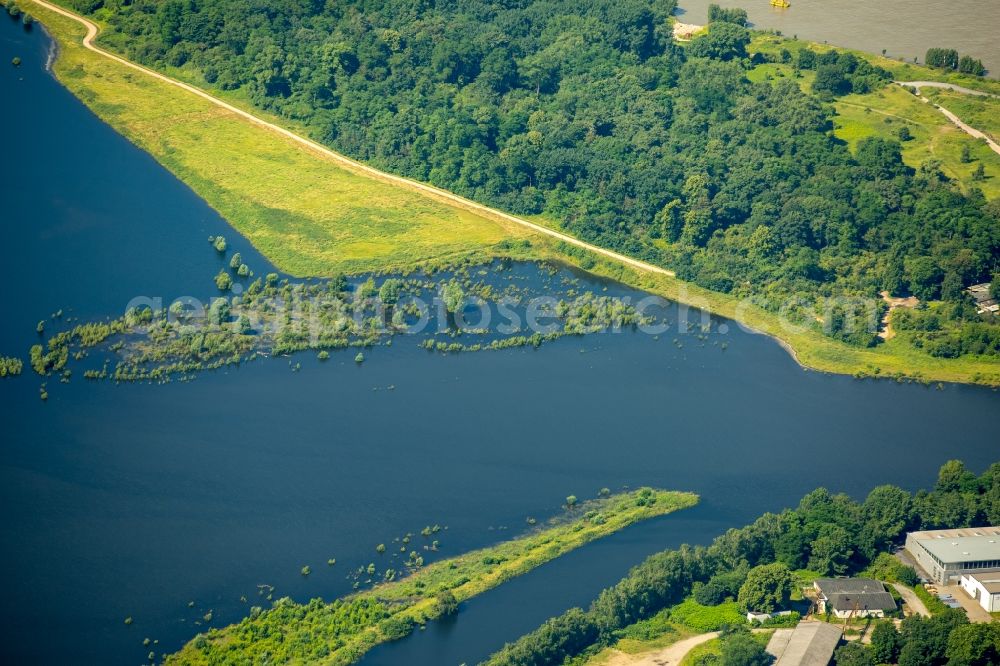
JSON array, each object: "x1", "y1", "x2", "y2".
[
  {"x1": 2, "y1": 20, "x2": 999, "y2": 666},
  {"x1": 678, "y1": 0, "x2": 1000, "y2": 77}
]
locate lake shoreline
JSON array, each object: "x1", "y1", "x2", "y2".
[
  {"x1": 23, "y1": 0, "x2": 1000, "y2": 387},
  {"x1": 675, "y1": 0, "x2": 1000, "y2": 80},
  {"x1": 5, "y1": 14, "x2": 1000, "y2": 666}
]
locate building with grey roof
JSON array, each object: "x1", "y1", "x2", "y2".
[
  {"x1": 905, "y1": 526, "x2": 1000, "y2": 585},
  {"x1": 766, "y1": 622, "x2": 842, "y2": 666},
  {"x1": 967, "y1": 283, "x2": 998, "y2": 316},
  {"x1": 813, "y1": 578, "x2": 896, "y2": 618},
  {"x1": 813, "y1": 578, "x2": 897, "y2": 618}
]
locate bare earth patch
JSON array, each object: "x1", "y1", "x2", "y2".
[
  {"x1": 598, "y1": 632, "x2": 720, "y2": 666},
  {"x1": 879, "y1": 291, "x2": 919, "y2": 340},
  {"x1": 672, "y1": 22, "x2": 704, "y2": 42}
]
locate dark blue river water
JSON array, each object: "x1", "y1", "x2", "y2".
[{"x1": 2, "y1": 20, "x2": 998, "y2": 666}]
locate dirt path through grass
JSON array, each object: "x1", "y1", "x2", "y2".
[
  {"x1": 897, "y1": 82, "x2": 1000, "y2": 156},
  {"x1": 898, "y1": 81, "x2": 1000, "y2": 99},
  {"x1": 892, "y1": 583, "x2": 931, "y2": 618},
  {"x1": 30, "y1": 0, "x2": 676, "y2": 278},
  {"x1": 602, "y1": 632, "x2": 721, "y2": 666}
]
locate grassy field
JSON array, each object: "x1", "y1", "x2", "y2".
[
  {"x1": 30, "y1": 4, "x2": 531, "y2": 277},
  {"x1": 745, "y1": 62, "x2": 816, "y2": 91},
  {"x1": 596, "y1": 611, "x2": 696, "y2": 658},
  {"x1": 166, "y1": 488, "x2": 698, "y2": 665},
  {"x1": 750, "y1": 34, "x2": 1000, "y2": 199},
  {"x1": 669, "y1": 598, "x2": 746, "y2": 632},
  {"x1": 28, "y1": 2, "x2": 1000, "y2": 386},
  {"x1": 832, "y1": 85, "x2": 1000, "y2": 200},
  {"x1": 581, "y1": 610, "x2": 695, "y2": 665},
  {"x1": 924, "y1": 88, "x2": 1000, "y2": 142},
  {"x1": 579, "y1": 598, "x2": 765, "y2": 666},
  {"x1": 579, "y1": 599, "x2": 742, "y2": 666}
]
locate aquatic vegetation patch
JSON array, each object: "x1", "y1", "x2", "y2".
[
  {"x1": 0, "y1": 356, "x2": 23, "y2": 377},
  {"x1": 23, "y1": 248, "x2": 706, "y2": 394}
]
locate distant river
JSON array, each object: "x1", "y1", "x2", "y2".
[
  {"x1": 2, "y1": 18, "x2": 999, "y2": 666},
  {"x1": 678, "y1": 0, "x2": 1000, "y2": 78}
]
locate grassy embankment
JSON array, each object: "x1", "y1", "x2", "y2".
[
  {"x1": 28, "y1": 2, "x2": 1000, "y2": 386},
  {"x1": 165, "y1": 489, "x2": 698, "y2": 665},
  {"x1": 26, "y1": 5, "x2": 534, "y2": 277}
]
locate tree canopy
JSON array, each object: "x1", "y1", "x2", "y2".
[
  {"x1": 737, "y1": 562, "x2": 792, "y2": 613},
  {"x1": 72, "y1": 0, "x2": 1000, "y2": 357}
]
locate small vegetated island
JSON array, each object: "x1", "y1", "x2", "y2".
[
  {"x1": 19, "y1": 0, "x2": 1000, "y2": 385},
  {"x1": 24, "y1": 246, "x2": 669, "y2": 389},
  {"x1": 166, "y1": 488, "x2": 698, "y2": 665}
]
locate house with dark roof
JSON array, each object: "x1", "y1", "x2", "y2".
[{"x1": 813, "y1": 578, "x2": 897, "y2": 619}]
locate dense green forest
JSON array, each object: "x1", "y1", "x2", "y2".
[
  {"x1": 482, "y1": 460, "x2": 1000, "y2": 666},
  {"x1": 67, "y1": 0, "x2": 1000, "y2": 353}
]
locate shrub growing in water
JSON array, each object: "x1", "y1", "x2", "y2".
[{"x1": 214, "y1": 270, "x2": 233, "y2": 291}]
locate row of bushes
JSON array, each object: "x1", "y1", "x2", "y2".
[{"x1": 925, "y1": 47, "x2": 987, "y2": 76}]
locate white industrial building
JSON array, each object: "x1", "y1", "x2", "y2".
[
  {"x1": 959, "y1": 574, "x2": 1000, "y2": 613},
  {"x1": 904, "y1": 526, "x2": 1000, "y2": 585}
]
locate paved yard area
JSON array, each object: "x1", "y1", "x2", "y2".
[{"x1": 940, "y1": 584, "x2": 995, "y2": 623}]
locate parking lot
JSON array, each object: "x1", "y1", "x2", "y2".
[{"x1": 928, "y1": 584, "x2": 994, "y2": 623}]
